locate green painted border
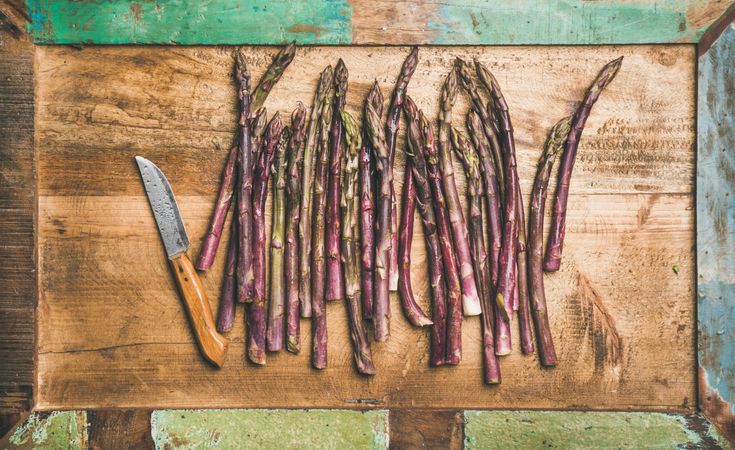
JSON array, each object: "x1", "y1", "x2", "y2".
[
  {"x1": 25, "y1": 0, "x2": 353, "y2": 45},
  {"x1": 23, "y1": 0, "x2": 735, "y2": 45}
]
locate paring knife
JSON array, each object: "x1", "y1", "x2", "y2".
[{"x1": 135, "y1": 156, "x2": 229, "y2": 367}]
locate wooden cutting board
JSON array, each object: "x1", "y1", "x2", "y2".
[{"x1": 35, "y1": 44, "x2": 695, "y2": 410}]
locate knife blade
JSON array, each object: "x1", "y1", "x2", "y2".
[{"x1": 135, "y1": 156, "x2": 228, "y2": 367}]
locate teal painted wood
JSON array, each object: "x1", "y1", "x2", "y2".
[
  {"x1": 150, "y1": 409, "x2": 388, "y2": 449},
  {"x1": 25, "y1": 0, "x2": 352, "y2": 45},
  {"x1": 427, "y1": 0, "x2": 706, "y2": 44},
  {"x1": 24, "y1": 0, "x2": 732, "y2": 45},
  {"x1": 698, "y1": 20, "x2": 735, "y2": 439}
]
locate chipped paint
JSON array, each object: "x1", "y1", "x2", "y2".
[
  {"x1": 21, "y1": 0, "x2": 734, "y2": 45},
  {"x1": 463, "y1": 411, "x2": 730, "y2": 449},
  {"x1": 697, "y1": 17, "x2": 735, "y2": 442},
  {"x1": 151, "y1": 409, "x2": 389, "y2": 449},
  {"x1": 6, "y1": 411, "x2": 87, "y2": 449},
  {"x1": 24, "y1": 0, "x2": 352, "y2": 44}
]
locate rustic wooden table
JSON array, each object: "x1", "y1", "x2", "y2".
[{"x1": 1, "y1": 1, "x2": 734, "y2": 447}]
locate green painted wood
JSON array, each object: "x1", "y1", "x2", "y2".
[
  {"x1": 463, "y1": 411, "x2": 730, "y2": 449},
  {"x1": 151, "y1": 409, "x2": 388, "y2": 449},
  {"x1": 24, "y1": 0, "x2": 733, "y2": 45},
  {"x1": 3, "y1": 412, "x2": 87, "y2": 449},
  {"x1": 697, "y1": 19, "x2": 735, "y2": 442},
  {"x1": 25, "y1": 0, "x2": 352, "y2": 45},
  {"x1": 426, "y1": 0, "x2": 712, "y2": 44}
]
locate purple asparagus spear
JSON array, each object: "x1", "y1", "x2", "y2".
[
  {"x1": 404, "y1": 96, "x2": 447, "y2": 366},
  {"x1": 285, "y1": 103, "x2": 307, "y2": 354},
  {"x1": 216, "y1": 213, "x2": 238, "y2": 332},
  {"x1": 544, "y1": 57, "x2": 623, "y2": 271},
  {"x1": 326, "y1": 59, "x2": 349, "y2": 302},
  {"x1": 340, "y1": 110, "x2": 377, "y2": 375},
  {"x1": 529, "y1": 117, "x2": 572, "y2": 366},
  {"x1": 299, "y1": 66, "x2": 335, "y2": 318},
  {"x1": 249, "y1": 113, "x2": 284, "y2": 364},
  {"x1": 438, "y1": 67, "x2": 482, "y2": 317},
  {"x1": 311, "y1": 81, "x2": 335, "y2": 369},
  {"x1": 386, "y1": 47, "x2": 420, "y2": 292},
  {"x1": 267, "y1": 126, "x2": 290, "y2": 352},
  {"x1": 364, "y1": 81, "x2": 392, "y2": 342},
  {"x1": 451, "y1": 127, "x2": 501, "y2": 383}
]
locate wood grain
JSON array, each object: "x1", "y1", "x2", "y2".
[
  {"x1": 87, "y1": 410, "x2": 153, "y2": 450},
  {"x1": 168, "y1": 253, "x2": 229, "y2": 368},
  {"x1": 35, "y1": 45, "x2": 696, "y2": 410},
  {"x1": 389, "y1": 410, "x2": 463, "y2": 450},
  {"x1": 0, "y1": 26, "x2": 34, "y2": 413}
]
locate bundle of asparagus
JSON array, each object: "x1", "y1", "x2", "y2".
[{"x1": 194, "y1": 44, "x2": 623, "y2": 381}]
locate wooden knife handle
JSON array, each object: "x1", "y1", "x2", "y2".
[{"x1": 169, "y1": 253, "x2": 229, "y2": 367}]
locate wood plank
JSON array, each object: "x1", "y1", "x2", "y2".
[
  {"x1": 389, "y1": 410, "x2": 463, "y2": 450},
  {"x1": 24, "y1": 0, "x2": 735, "y2": 45},
  {"x1": 697, "y1": 19, "x2": 735, "y2": 443},
  {"x1": 0, "y1": 25, "x2": 35, "y2": 413},
  {"x1": 35, "y1": 45, "x2": 696, "y2": 410},
  {"x1": 87, "y1": 410, "x2": 153, "y2": 450}
]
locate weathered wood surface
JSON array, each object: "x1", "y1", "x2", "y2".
[
  {"x1": 86, "y1": 410, "x2": 154, "y2": 450},
  {"x1": 697, "y1": 20, "x2": 735, "y2": 442},
  {"x1": 389, "y1": 410, "x2": 463, "y2": 450},
  {"x1": 24, "y1": 0, "x2": 735, "y2": 45},
  {"x1": 0, "y1": 26, "x2": 34, "y2": 413},
  {"x1": 35, "y1": 45, "x2": 695, "y2": 410}
]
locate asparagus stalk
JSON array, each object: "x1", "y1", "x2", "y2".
[
  {"x1": 311, "y1": 82, "x2": 335, "y2": 369},
  {"x1": 421, "y1": 111, "x2": 463, "y2": 365},
  {"x1": 438, "y1": 67, "x2": 482, "y2": 317},
  {"x1": 386, "y1": 47, "x2": 420, "y2": 292},
  {"x1": 483, "y1": 67, "x2": 521, "y2": 355},
  {"x1": 456, "y1": 59, "x2": 504, "y2": 191},
  {"x1": 249, "y1": 113, "x2": 284, "y2": 365},
  {"x1": 285, "y1": 103, "x2": 307, "y2": 354},
  {"x1": 544, "y1": 57, "x2": 623, "y2": 272},
  {"x1": 250, "y1": 42, "x2": 296, "y2": 114},
  {"x1": 196, "y1": 143, "x2": 238, "y2": 271},
  {"x1": 216, "y1": 214, "x2": 238, "y2": 332},
  {"x1": 358, "y1": 139, "x2": 375, "y2": 320},
  {"x1": 234, "y1": 49, "x2": 255, "y2": 304},
  {"x1": 516, "y1": 184, "x2": 535, "y2": 354},
  {"x1": 467, "y1": 110, "x2": 510, "y2": 355},
  {"x1": 364, "y1": 81, "x2": 392, "y2": 342},
  {"x1": 404, "y1": 96, "x2": 447, "y2": 366},
  {"x1": 249, "y1": 108, "x2": 268, "y2": 173},
  {"x1": 529, "y1": 117, "x2": 572, "y2": 366},
  {"x1": 451, "y1": 127, "x2": 501, "y2": 383},
  {"x1": 360, "y1": 87, "x2": 385, "y2": 320},
  {"x1": 340, "y1": 111, "x2": 377, "y2": 375},
  {"x1": 267, "y1": 125, "x2": 290, "y2": 352},
  {"x1": 299, "y1": 66, "x2": 335, "y2": 318},
  {"x1": 397, "y1": 155, "x2": 433, "y2": 327},
  {"x1": 326, "y1": 59, "x2": 349, "y2": 302}
]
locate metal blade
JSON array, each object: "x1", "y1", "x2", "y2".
[{"x1": 135, "y1": 156, "x2": 190, "y2": 258}]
